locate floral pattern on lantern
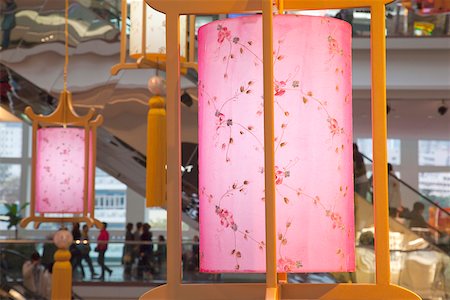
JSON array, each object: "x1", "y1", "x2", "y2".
[
  {"x1": 35, "y1": 127, "x2": 92, "y2": 213},
  {"x1": 198, "y1": 15, "x2": 354, "y2": 273}
]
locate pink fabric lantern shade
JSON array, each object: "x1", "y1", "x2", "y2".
[
  {"x1": 35, "y1": 127, "x2": 93, "y2": 214},
  {"x1": 198, "y1": 15, "x2": 354, "y2": 273}
]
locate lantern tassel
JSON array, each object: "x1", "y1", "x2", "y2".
[{"x1": 146, "y1": 96, "x2": 167, "y2": 207}]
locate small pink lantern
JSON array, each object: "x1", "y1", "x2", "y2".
[
  {"x1": 21, "y1": 91, "x2": 102, "y2": 228},
  {"x1": 35, "y1": 127, "x2": 93, "y2": 214},
  {"x1": 198, "y1": 15, "x2": 354, "y2": 273}
]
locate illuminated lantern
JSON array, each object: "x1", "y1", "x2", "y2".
[
  {"x1": 129, "y1": 0, "x2": 188, "y2": 61},
  {"x1": 21, "y1": 91, "x2": 102, "y2": 228},
  {"x1": 198, "y1": 15, "x2": 354, "y2": 272}
]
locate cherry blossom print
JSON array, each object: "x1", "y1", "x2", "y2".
[
  {"x1": 35, "y1": 127, "x2": 92, "y2": 214},
  {"x1": 215, "y1": 206, "x2": 236, "y2": 229},
  {"x1": 274, "y1": 80, "x2": 286, "y2": 96},
  {"x1": 278, "y1": 257, "x2": 303, "y2": 272},
  {"x1": 275, "y1": 166, "x2": 285, "y2": 185},
  {"x1": 217, "y1": 25, "x2": 231, "y2": 44},
  {"x1": 199, "y1": 15, "x2": 354, "y2": 273},
  {"x1": 328, "y1": 117, "x2": 343, "y2": 137}
]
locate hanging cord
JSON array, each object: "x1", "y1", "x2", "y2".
[{"x1": 63, "y1": 0, "x2": 69, "y2": 92}]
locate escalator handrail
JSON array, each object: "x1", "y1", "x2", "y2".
[{"x1": 360, "y1": 152, "x2": 450, "y2": 217}]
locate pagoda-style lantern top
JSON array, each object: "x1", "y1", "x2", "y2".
[{"x1": 20, "y1": 91, "x2": 103, "y2": 228}]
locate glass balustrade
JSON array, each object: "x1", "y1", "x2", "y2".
[
  {"x1": 0, "y1": 0, "x2": 448, "y2": 55},
  {"x1": 358, "y1": 152, "x2": 450, "y2": 254},
  {"x1": 0, "y1": 238, "x2": 449, "y2": 299}
]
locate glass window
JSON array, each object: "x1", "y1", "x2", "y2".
[
  {"x1": 418, "y1": 172, "x2": 450, "y2": 208},
  {"x1": 147, "y1": 207, "x2": 190, "y2": 231},
  {"x1": 195, "y1": 16, "x2": 216, "y2": 35},
  {"x1": 419, "y1": 140, "x2": 450, "y2": 166},
  {"x1": 356, "y1": 138, "x2": 401, "y2": 165},
  {"x1": 27, "y1": 124, "x2": 32, "y2": 158},
  {"x1": 0, "y1": 164, "x2": 21, "y2": 204},
  {"x1": 0, "y1": 122, "x2": 23, "y2": 158},
  {"x1": 0, "y1": 164, "x2": 21, "y2": 231},
  {"x1": 94, "y1": 168, "x2": 127, "y2": 229},
  {"x1": 366, "y1": 171, "x2": 400, "y2": 181}
]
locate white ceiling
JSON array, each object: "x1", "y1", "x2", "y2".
[{"x1": 353, "y1": 98, "x2": 450, "y2": 140}]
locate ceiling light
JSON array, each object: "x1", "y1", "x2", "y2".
[
  {"x1": 181, "y1": 91, "x2": 193, "y2": 107},
  {"x1": 438, "y1": 100, "x2": 447, "y2": 116}
]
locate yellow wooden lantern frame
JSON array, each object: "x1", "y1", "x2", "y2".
[
  {"x1": 137, "y1": 0, "x2": 422, "y2": 299},
  {"x1": 20, "y1": 91, "x2": 103, "y2": 229}
]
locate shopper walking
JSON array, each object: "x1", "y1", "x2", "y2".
[
  {"x1": 96, "y1": 222, "x2": 112, "y2": 280},
  {"x1": 81, "y1": 224, "x2": 98, "y2": 278}
]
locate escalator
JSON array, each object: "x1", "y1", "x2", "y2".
[
  {"x1": 0, "y1": 0, "x2": 199, "y2": 229},
  {"x1": 353, "y1": 153, "x2": 450, "y2": 299},
  {"x1": 0, "y1": 248, "x2": 84, "y2": 300},
  {"x1": 358, "y1": 152, "x2": 450, "y2": 254}
]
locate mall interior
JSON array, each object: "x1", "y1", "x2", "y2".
[{"x1": 0, "y1": 0, "x2": 449, "y2": 299}]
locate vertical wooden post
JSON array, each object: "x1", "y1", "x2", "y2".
[
  {"x1": 370, "y1": 3, "x2": 390, "y2": 286},
  {"x1": 189, "y1": 15, "x2": 196, "y2": 62},
  {"x1": 262, "y1": 0, "x2": 277, "y2": 297},
  {"x1": 120, "y1": 0, "x2": 127, "y2": 64},
  {"x1": 165, "y1": 12, "x2": 182, "y2": 295}
]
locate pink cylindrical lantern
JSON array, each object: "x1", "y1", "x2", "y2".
[
  {"x1": 198, "y1": 15, "x2": 354, "y2": 273},
  {"x1": 35, "y1": 127, "x2": 93, "y2": 213}
]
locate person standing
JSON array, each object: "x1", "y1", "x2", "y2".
[
  {"x1": 0, "y1": 69, "x2": 11, "y2": 104},
  {"x1": 123, "y1": 223, "x2": 134, "y2": 278},
  {"x1": 353, "y1": 143, "x2": 369, "y2": 199},
  {"x1": 71, "y1": 222, "x2": 84, "y2": 278},
  {"x1": 22, "y1": 252, "x2": 44, "y2": 297},
  {"x1": 81, "y1": 224, "x2": 98, "y2": 278},
  {"x1": 96, "y1": 222, "x2": 112, "y2": 280},
  {"x1": 388, "y1": 163, "x2": 403, "y2": 217},
  {"x1": 154, "y1": 235, "x2": 166, "y2": 277},
  {"x1": 1, "y1": 0, "x2": 17, "y2": 50},
  {"x1": 41, "y1": 233, "x2": 56, "y2": 270},
  {"x1": 192, "y1": 235, "x2": 200, "y2": 272},
  {"x1": 133, "y1": 222, "x2": 143, "y2": 266},
  {"x1": 408, "y1": 202, "x2": 428, "y2": 229},
  {"x1": 138, "y1": 223, "x2": 153, "y2": 278}
]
